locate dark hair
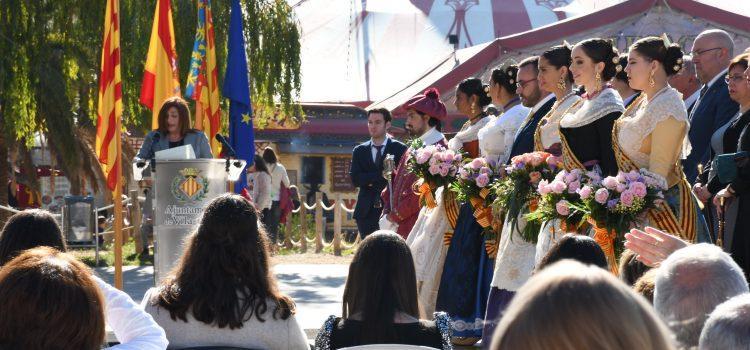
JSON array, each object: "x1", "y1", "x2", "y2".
[
  {"x1": 618, "y1": 249, "x2": 650, "y2": 286},
  {"x1": 154, "y1": 194, "x2": 295, "y2": 328},
  {"x1": 491, "y1": 63, "x2": 520, "y2": 95},
  {"x1": 457, "y1": 77, "x2": 492, "y2": 109},
  {"x1": 576, "y1": 38, "x2": 620, "y2": 81},
  {"x1": 630, "y1": 36, "x2": 685, "y2": 76},
  {"x1": 368, "y1": 108, "x2": 392, "y2": 123},
  {"x1": 728, "y1": 53, "x2": 750, "y2": 73},
  {"x1": 261, "y1": 147, "x2": 278, "y2": 164},
  {"x1": 0, "y1": 209, "x2": 66, "y2": 266},
  {"x1": 536, "y1": 234, "x2": 608, "y2": 271},
  {"x1": 342, "y1": 231, "x2": 420, "y2": 343},
  {"x1": 253, "y1": 154, "x2": 270, "y2": 175},
  {"x1": 0, "y1": 247, "x2": 105, "y2": 350},
  {"x1": 519, "y1": 56, "x2": 540, "y2": 74},
  {"x1": 541, "y1": 44, "x2": 574, "y2": 82},
  {"x1": 614, "y1": 54, "x2": 630, "y2": 83},
  {"x1": 412, "y1": 109, "x2": 443, "y2": 132},
  {"x1": 157, "y1": 96, "x2": 193, "y2": 136}
]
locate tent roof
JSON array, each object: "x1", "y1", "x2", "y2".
[{"x1": 368, "y1": 0, "x2": 750, "y2": 114}]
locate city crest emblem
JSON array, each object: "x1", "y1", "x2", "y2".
[{"x1": 171, "y1": 168, "x2": 210, "y2": 204}]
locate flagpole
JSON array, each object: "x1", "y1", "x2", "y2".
[{"x1": 113, "y1": 94, "x2": 124, "y2": 291}]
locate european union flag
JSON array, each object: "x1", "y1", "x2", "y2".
[{"x1": 223, "y1": 0, "x2": 253, "y2": 193}]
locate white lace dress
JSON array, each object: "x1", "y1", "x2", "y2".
[
  {"x1": 408, "y1": 116, "x2": 491, "y2": 317},
  {"x1": 478, "y1": 104, "x2": 529, "y2": 165}
]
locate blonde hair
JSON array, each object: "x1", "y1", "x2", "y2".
[{"x1": 491, "y1": 260, "x2": 675, "y2": 350}]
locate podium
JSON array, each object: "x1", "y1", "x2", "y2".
[{"x1": 135, "y1": 158, "x2": 245, "y2": 284}]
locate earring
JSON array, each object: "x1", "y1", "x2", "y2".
[
  {"x1": 595, "y1": 72, "x2": 602, "y2": 93},
  {"x1": 649, "y1": 71, "x2": 655, "y2": 87},
  {"x1": 470, "y1": 104, "x2": 476, "y2": 117},
  {"x1": 557, "y1": 74, "x2": 566, "y2": 92}
]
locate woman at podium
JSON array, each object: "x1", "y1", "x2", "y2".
[{"x1": 136, "y1": 97, "x2": 213, "y2": 160}]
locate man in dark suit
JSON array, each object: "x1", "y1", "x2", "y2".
[
  {"x1": 669, "y1": 55, "x2": 701, "y2": 114},
  {"x1": 684, "y1": 29, "x2": 739, "y2": 183},
  {"x1": 350, "y1": 108, "x2": 407, "y2": 238},
  {"x1": 506, "y1": 56, "x2": 556, "y2": 162}
]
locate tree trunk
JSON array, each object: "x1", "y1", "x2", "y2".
[{"x1": 0, "y1": 119, "x2": 10, "y2": 225}]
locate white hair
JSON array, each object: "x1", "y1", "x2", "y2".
[
  {"x1": 699, "y1": 293, "x2": 750, "y2": 350},
  {"x1": 680, "y1": 55, "x2": 695, "y2": 75},
  {"x1": 696, "y1": 29, "x2": 735, "y2": 57},
  {"x1": 654, "y1": 244, "x2": 749, "y2": 348}
]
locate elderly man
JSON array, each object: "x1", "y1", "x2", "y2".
[
  {"x1": 654, "y1": 244, "x2": 749, "y2": 349},
  {"x1": 699, "y1": 293, "x2": 750, "y2": 350},
  {"x1": 683, "y1": 29, "x2": 740, "y2": 183},
  {"x1": 669, "y1": 55, "x2": 701, "y2": 114}
]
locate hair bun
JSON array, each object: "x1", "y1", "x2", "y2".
[
  {"x1": 665, "y1": 44, "x2": 685, "y2": 76},
  {"x1": 423, "y1": 88, "x2": 440, "y2": 99}
]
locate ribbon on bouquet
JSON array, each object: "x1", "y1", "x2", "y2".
[
  {"x1": 589, "y1": 218, "x2": 619, "y2": 275},
  {"x1": 470, "y1": 187, "x2": 494, "y2": 228},
  {"x1": 415, "y1": 179, "x2": 437, "y2": 209}
]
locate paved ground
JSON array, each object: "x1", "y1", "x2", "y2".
[{"x1": 95, "y1": 264, "x2": 349, "y2": 335}]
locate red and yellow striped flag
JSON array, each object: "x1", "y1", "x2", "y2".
[
  {"x1": 95, "y1": 0, "x2": 123, "y2": 191},
  {"x1": 140, "y1": 0, "x2": 181, "y2": 129}
]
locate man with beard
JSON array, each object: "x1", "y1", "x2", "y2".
[
  {"x1": 505, "y1": 56, "x2": 556, "y2": 162},
  {"x1": 381, "y1": 88, "x2": 447, "y2": 239}
]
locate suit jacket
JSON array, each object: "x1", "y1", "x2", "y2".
[
  {"x1": 684, "y1": 78, "x2": 739, "y2": 182},
  {"x1": 350, "y1": 138, "x2": 407, "y2": 220},
  {"x1": 506, "y1": 97, "x2": 556, "y2": 163},
  {"x1": 136, "y1": 130, "x2": 214, "y2": 160},
  {"x1": 382, "y1": 135, "x2": 447, "y2": 239}
]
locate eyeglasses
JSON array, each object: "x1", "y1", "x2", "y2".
[
  {"x1": 725, "y1": 74, "x2": 747, "y2": 84},
  {"x1": 516, "y1": 78, "x2": 537, "y2": 89},
  {"x1": 690, "y1": 47, "x2": 722, "y2": 57}
]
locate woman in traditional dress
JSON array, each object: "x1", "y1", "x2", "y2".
[
  {"x1": 532, "y1": 44, "x2": 584, "y2": 264},
  {"x1": 431, "y1": 78, "x2": 498, "y2": 346},
  {"x1": 614, "y1": 37, "x2": 712, "y2": 253},
  {"x1": 478, "y1": 64, "x2": 529, "y2": 165}
]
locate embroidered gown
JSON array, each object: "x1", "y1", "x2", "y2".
[
  {"x1": 435, "y1": 107, "x2": 525, "y2": 341},
  {"x1": 614, "y1": 87, "x2": 710, "y2": 244},
  {"x1": 407, "y1": 115, "x2": 491, "y2": 317}
]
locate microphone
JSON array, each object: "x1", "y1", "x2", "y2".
[{"x1": 215, "y1": 134, "x2": 237, "y2": 158}]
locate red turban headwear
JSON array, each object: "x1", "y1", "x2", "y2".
[{"x1": 402, "y1": 88, "x2": 447, "y2": 120}]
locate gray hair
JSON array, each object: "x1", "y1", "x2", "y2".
[
  {"x1": 696, "y1": 29, "x2": 735, "y2": 57},
  {"x1": 654, "y1": 244, "x2": 749, "y2": 348},
  {"x1": 680, "y1": 55, "x2": 695, "y2": 75},
  {"x1": 699, "y1": 293, "x2": 750, "y2": 350}
]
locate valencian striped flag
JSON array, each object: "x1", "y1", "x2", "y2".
[
  {"x1": 140, "y1": 0, "x2": 181, "y2": 130},
  {"x1": 95, "y1": 0, "x2": 123, "y2": 191},
  {"x1": 186, "y1": 0, "x2": 221, "y2": 157},
  {"x1": 224, "y1": 0, "x2": 254, "y2": 193}
]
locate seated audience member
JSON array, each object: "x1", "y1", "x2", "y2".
[
  {"x1": 535, "y1": 234, "x2": 608, "y2": 271},
  {"x1": 633, "y1": 268, "x2": 658, "y2": 304},
  {"x1": 654, "y1": 243, "x2": 749, "y2": 349},
  {"x1": 0, "y1": 209, "x2": 168, "y2": 350},
  {"x1": 0, "y1": 247, "x2": 105, "y2": 350},
  {"x1": 316, "y1": 230, "x2": 452, "y2": 350},
  {"x1": 491, "y1": 260, "x2": 674, "y2": 350},
  {"x1": 619, "y1": 249, "x2": 651, "y2": 286},
  {"x1": 699, "y1": 293, "x2": 750, "y2": 350},
  {"x1": 142, "y1": 194, "x2": 308, "y2": 350}
]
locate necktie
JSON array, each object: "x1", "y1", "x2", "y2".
[{"x1": 373, "y1": 144, "x2": 384, "y2": 165}]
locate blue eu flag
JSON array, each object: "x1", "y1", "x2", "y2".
[{"x1": 223, "y1": 0, "x2": 253, "y2": 193}]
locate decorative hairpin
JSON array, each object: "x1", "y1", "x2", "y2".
[
  {"x1": 562, "y1": 40, "x2": 571, "y2": 48},
  {"x1": 676, "y1": 58, "x2": 683, "y2": 64},
  {"x1": 673, "y1": 65, "x2": 681, "y2": 72},
  {"x1": 661, "y1": 33, "x2": 672, "y2": 49},
  {"x1": 484, "y1": 85, "x2": 490, "y2": 93},
  {"x1": 615, "y1": 65, "x2": 623, "y2": 72},
  {"x1": 612, "y1": 56, "x2": 620, "y2": 64}
]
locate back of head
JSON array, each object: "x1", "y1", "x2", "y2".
[
  {"x1": 699, "y1": 293, "x2": 750, "y2": 350},
  {"x1": 630, "y1": 36, "x2": 685, "y2": 77},
  {"x1": 155, "y1": 194, "x2": 293, "y2": 329},
  {"x1": 654, "y1": 244, "x2": 749, "y2": 348},
  {"x1": 253, "y1": 154, "x2": 270, "y2": 174},
  {"x1": 0, "y1": 247, "x2": 105, "y2": 350},
  {"x1": 619, "y1": 249, "x2": 650, "y2": 286},
  {"x1": 457, "y1": 77, "x2": 492, "y2": 109},
  {"x1": 0, "y1": 209, "x2": 66, "y2": 266},
  {"x1": 492, "y1": 260, "x2": 674, "y2": 350},
  {"x1": 342, "y1": 230, "x2": 419, "y2": 342},
  {"x1": 262, "y1": 146, "x2": 278, "y2": 164},
  {"x1": 536, "y1": 234, "x2": 608, "y2": 271},
  {"x1": 633, "y1": 268, "x2": 658, "y2": 304},
  {"x1": 491, "y1": 62, "x2": 519, "y2": 96}
]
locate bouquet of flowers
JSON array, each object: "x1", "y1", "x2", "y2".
[
  {"x1": 407, "y1": 139, "x2": 463, "y2": 208},
  {"x1": 492, "y1": 152, "x2": 559, "y2": 242},
  {"x1": 574, "y1": 169, "x2": 667, "y2": 272},
  {"x1": 525, "y1": 168, "x2": 593, "y2": 233},
  {"x1": 450, "y1": 157, "x2": 502, "y2": 204}
]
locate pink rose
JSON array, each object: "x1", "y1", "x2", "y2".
[
  {"x1": 546, "y1": 156, "x2": 559, "y2": 168},
  {"x1": 459, "y1": 167, "x2": 470, "y2": 180},
  {"x1": 616, "y1": 172, "x2": 627, "y2": 183},
  {"x1": 428, "y1": 164, "x2": 440, "y2": 175},
  {"x1": 602, "y1": 177, "x2": 619, "y2": 190},
  {"x1": 471, "y1": 158, "x2": 484, "y2": 170},
  {"x1": 529, "y1": 171, "x2": 542, "y2": 183},
  {"x1": 530, "y1": 154, "x2": 544, "y2": 167},
  {"x1": 630, "y1": 182, "x2": 647, "y2": 198},
  {"x1": 578, "y1": 185, "x2": 593, "y2": 199},
  {"x1": 625, "y1": 170, "x2": 640, "y2": 182},
  {"x1": 476, "y1": 173, "x2": 490, "y2": 187},
  {"x1": 439, "y1": 166, "x2": 450, "y2": 177},
  {"x1": 480, "y1": 166, "x2": 492, "y2": 175},
  {"x1": 556, "y1": 200, "x2": 570, "y2": 216},
  {"x1": 564, "y1": 172, "x2": 578, "y2": 184},
  {"x1": 538, "y1": 180, "x2": 551, "y2": 195},
  {"x1": 551, "y1": 180, "x2": 566, "y2": 194},
  {"x1": 416, "y1": 150, "x2": 431, "y2": 164},
  {"x1": 616, "y1": 183, "x2": 626, "y2": 193},
  {"x1": 620, "y1": 190, "x2": 635, "y2": 207},
  {"x1": 595, "y1": 188, "x2": 609, "y2": 204},
  {"x1": 568, "y1": 181, "x2": 581, "y2": 194}
]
